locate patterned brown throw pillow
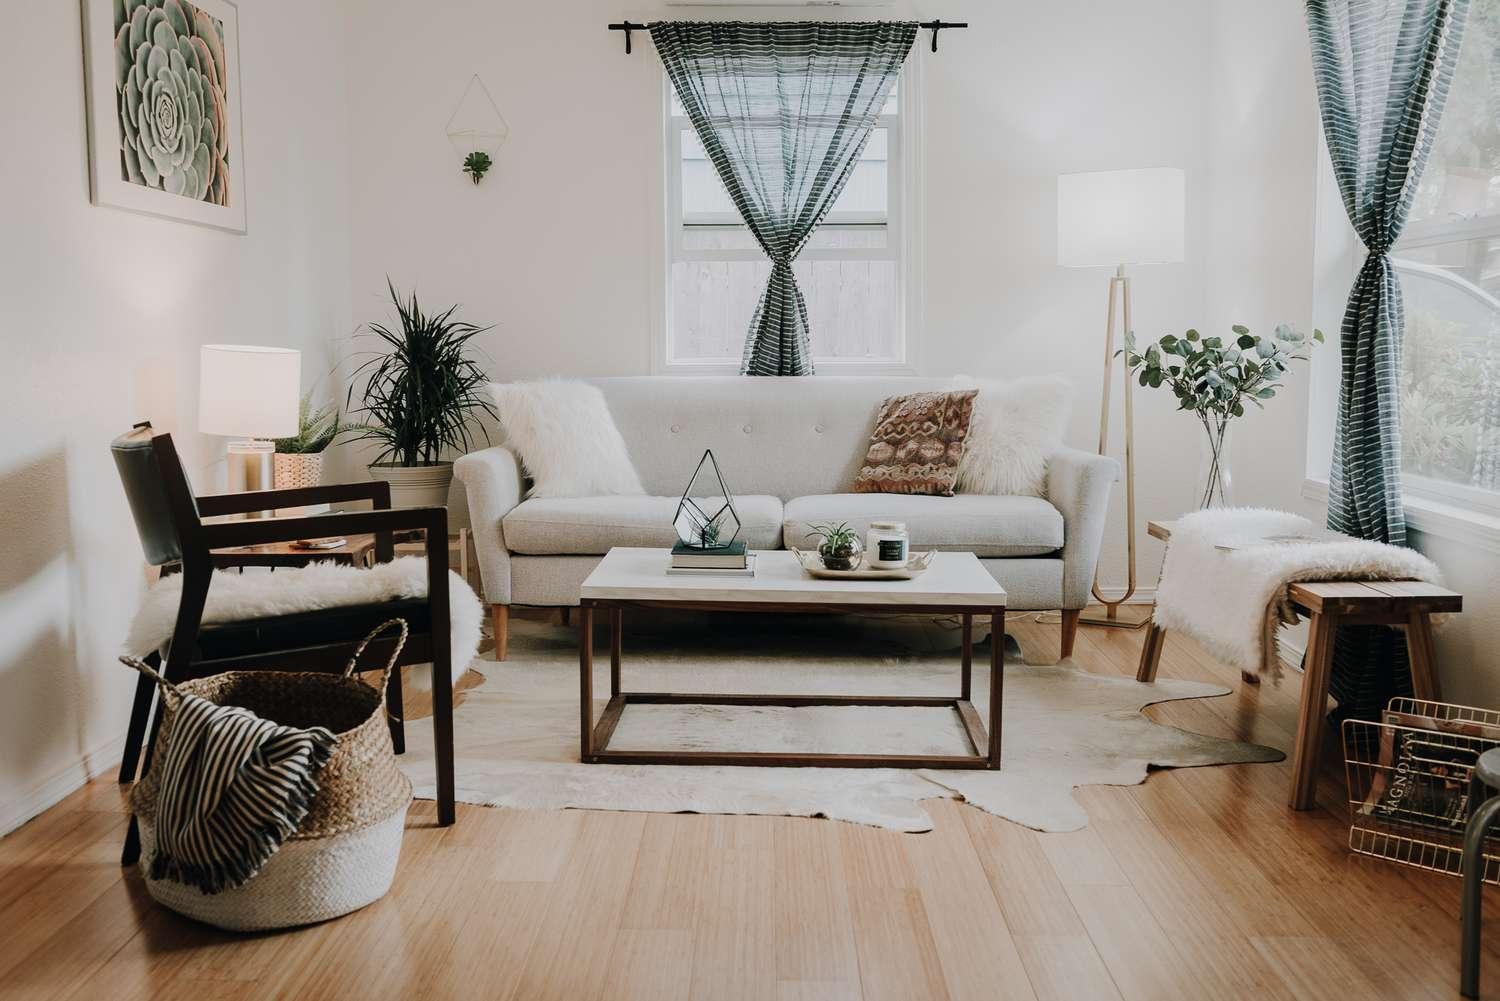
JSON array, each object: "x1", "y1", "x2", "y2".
[{"x1": 851, "y1": 389, "x2": 978, "y2": 496}]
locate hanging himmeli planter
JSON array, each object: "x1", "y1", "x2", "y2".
[{"x1": 446, "y1": 75, "x2": 509, "y2": 185}]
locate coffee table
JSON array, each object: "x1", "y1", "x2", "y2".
[{"x1": 577, "y1": 547, "x2": 1007, "y2": 769}]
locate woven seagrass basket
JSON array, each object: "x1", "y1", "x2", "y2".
[{"x1": 125, "y1": 619, "x2": 414, "y2": 931}]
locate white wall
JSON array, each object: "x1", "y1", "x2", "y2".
[
  {"x1": 0, "y1": 0, "x2": 353, "y2": 832},
  {"x1": 342, "y1": 0, "x2": 1331, "y2": 596}
]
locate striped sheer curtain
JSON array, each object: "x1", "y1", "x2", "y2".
[
  {"x1": 650, "y1": 21, "x2": 916, "y2": 376},
  {"x1": 1306, "y1": 0, "x2": 1470, "y2": 717}
]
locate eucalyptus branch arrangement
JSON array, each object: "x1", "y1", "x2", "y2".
[
  {"x1": 1121, "y1": 323, "x2": 1323, "y2": 506},
  {"x1": 344, "y1": 280, "x2": 498, "y2": 467}
]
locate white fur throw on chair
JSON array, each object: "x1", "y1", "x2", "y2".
[
  {"x1": 125, "y1": 557, "x2": 483, "y2": 688},
  {"x1": 1154, "y1": 508, "x2": 1442, "y2": 678}
]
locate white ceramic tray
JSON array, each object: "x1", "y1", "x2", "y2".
[{"x1": 789, "y1": 547, "x2": 934, "y2": 581}]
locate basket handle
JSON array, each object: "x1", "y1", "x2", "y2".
[
  {"x1": 342, "y1": 618, "x2": 410, "y2": 701},
  {"x1": 120, "y1": 656, "x2": 183, "y2": 705}
]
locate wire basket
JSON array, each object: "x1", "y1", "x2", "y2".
[{"x1": 1343, "y1": 698, "x2": 1500, "y2": 882}]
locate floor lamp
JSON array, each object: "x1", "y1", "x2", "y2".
[{"x1": 1057, "y1": 167, "x2": 1185, "y2": 628}]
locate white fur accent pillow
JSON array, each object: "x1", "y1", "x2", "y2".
[
  {"x1": 950, "y1": 375, "x2": 1074, "y2": 497},
  {"x1": 490, "y1": 380, "x2": 645, "y2": 498}
]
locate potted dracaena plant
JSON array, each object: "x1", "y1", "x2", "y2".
[
  {"x1": 1121, "y1": 323, "x2": 1322, "y2": 509},
  {"x1": 344, "y1": 280, "x2": 499, "y2": 508}
]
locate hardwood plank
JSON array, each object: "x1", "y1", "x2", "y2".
[
  {"x1": 605, "y1": 929, "x2": 695, "y2": 1001},
  {"x1": 771, "y1": 817, "x2": 861, "y2": 985},
  {"x1": 960, "y1": 804, "x2": 1086, "y2": 938},
  {"x1": 908, "y1": 801, "x2": 1036, "y2": 1000},
  {"x1": 688, "y1": 816, "x2": 778, "y2": 1001},
  {"x1": 1011, "y1": 935, "x2": 1123, "y2": 1001},
  {"x1": 507, "y1": 811, "x2": 647, "y2": 1001},
  {"x1": 840, "y1": 823, "x2": 951, "y2": 1001},
  {"x1": 1064, "y1": 883, "x2": 1207, "y2": 1001}
]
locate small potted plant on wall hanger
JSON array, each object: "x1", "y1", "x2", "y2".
[
  {"x1": 447, "y1": 74, "x2": 509, "y2": 186},
  {"x1": 344, "y1": 279, "x2": 498, "y2": 509}
]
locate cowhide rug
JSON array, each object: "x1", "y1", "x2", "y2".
[{"x1": 396, "y1": 612, "x2": 1281, "y2": 832}]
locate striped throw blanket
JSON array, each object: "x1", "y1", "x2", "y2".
[{"x1": 149, "y1": 694, "x2": 336, "y2": 894}]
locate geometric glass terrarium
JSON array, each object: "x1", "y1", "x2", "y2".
[{"x1": 673, "y1": 449, "x2": 741, "y2": 550}]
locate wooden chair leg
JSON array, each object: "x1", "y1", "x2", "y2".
[
  {"x1": 386, "y1": 665, "x2": 405, "y2": 755},
  {"x1": 1406, "y1": 612, "x2": 1442, "y2": 702},
  {"x1": 1289, "y1": 612, "x2": 1336, "y2": 810},
  {"x1": 1060, "y1": 609, "x2": 1080, "y2": 660},
  {"x1": 491, "y1": 603, "x2": 509, "y2": 662},
  {"x1": 118, "y1": 654, "x2": 160, "y2": 783},
  {"x1": 1136, "y1": 624, "x2": 1167, "y2": 683}
]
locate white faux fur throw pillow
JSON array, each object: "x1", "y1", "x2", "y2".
[
  {"x1": 124, "y1": 557, "x2": 483, "y2": 688},
  {"x1": 951, "y1": 375, "x2": 1074, "y2": 497},
  {"x1": 490, "y1": 380, "x2": 645, "y2": 498}
]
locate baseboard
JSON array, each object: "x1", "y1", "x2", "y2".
[{"x1": 0, "y1": 734, "x2": 125, "y2": 837}]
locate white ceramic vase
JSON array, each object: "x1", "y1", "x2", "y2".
[{"x1": 368, "y1": 462, "x2": 454, "y2": 509}]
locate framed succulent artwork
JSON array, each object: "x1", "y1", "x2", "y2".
[{"x1": 80, "y1": 0, "x2": 246, "y2": 233}]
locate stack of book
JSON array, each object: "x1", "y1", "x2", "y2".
[{"x1": 667, "y1": 540, "x2": 755, "y2": 577}]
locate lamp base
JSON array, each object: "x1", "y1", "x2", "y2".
[
  {"x1": 226, "y1": 440, "x2": 274, "y2": 518},
  {"x1": 1036, "y1": 604, "x2": 1154, "y2": 630}
]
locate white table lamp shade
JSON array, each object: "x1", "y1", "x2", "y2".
[
  {"x1": 1057, "y1": 167, "x2": 1185, "y2": 268},
  {"x1": 198, "y1": 344, "x2": 301, "y2": 438}
]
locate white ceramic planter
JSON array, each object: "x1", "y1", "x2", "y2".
[{"x1": 368, "y1": 462, "x2": 454, "y2": 509}]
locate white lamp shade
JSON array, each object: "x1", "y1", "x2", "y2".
[
  {"x1": 198, "y1": 344, "x2": 301, "y2": 438},
  {"x1": 1057, "y1": 167, "x2": 1186, "y2": 268}
]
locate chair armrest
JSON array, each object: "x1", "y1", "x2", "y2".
[
  {"x1": 1045, "y1": 447, "x2": 1120, "y2": 609},
  {"x1": 454, "y1": 446, "x2": 525, "y2": 604},
  {"x1": 196, "y1": 480, "x2": 392, "y2": 517},
  {"x1": 201, "y1": 505, "x2": 444, "y2": 550}
]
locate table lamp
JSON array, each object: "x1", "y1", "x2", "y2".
[
  {"x1": 199, "y1": 344, "x2": 301, "y2": 511},
  {"x1": 1057, "y1": 167, "x2": 1185, "y2": 627}
]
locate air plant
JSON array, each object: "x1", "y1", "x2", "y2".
[{"x1": 806, "y1": 522, "x2": 863, "y2": 571}]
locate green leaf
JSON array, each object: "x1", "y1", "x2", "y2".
[
  {"x1": 1313, "y1": 328, "x2": 1325, "y2": 343},
  {"x1": 1185, "y1": 329, "x2": 1200, "y2": 341},
  {"x1": 1231, "y1": 324, "x2": 1249, "y2": 336}
]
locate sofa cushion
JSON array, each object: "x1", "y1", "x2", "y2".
[
  {"x1": 504, "y1": 495, "x2": 785, "y2": 555},
  {"x1": 783, "y1": 493, "x2": 1063, "y2": 558}
]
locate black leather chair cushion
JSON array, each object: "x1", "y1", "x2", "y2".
[{"x1": 192, "y1": 599, "x2": 433, "y2": 663}]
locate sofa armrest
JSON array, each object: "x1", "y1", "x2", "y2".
[
  {"x1": 1045, "y1": 447, "x2": 1120, "y2": 610},
  {"x1": 454, "y1": 446, "x2": 525, "y2": 604}
]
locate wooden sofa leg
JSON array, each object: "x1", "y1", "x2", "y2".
[
  {"x1": 492, "y1": 604, "x2": 509, "y2": 662},
  {"x1": 1061, "y1": 609, "x2": 1080, "y2": 660}
]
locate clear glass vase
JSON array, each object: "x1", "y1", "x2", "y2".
[{"x1": 1195, "y1": 417, "x2": 1234, "y2": 509}]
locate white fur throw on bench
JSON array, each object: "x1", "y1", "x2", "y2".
[
  {"x1": 125, "y1": 557, "x2": 483, "y2": 688},
  {"x1": 1154, "y1": 508, "x2": 1442, "y2": 678}
]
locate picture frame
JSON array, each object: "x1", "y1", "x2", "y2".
[{"x1": 80, "y1": 0, "x2": 247, "y2": 233}]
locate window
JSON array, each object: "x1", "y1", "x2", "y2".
[
  {"x1": 662, "y1": 77, "x2": 915, "y2": 370},
  {"x1": 1392, "y1": 0, "x2": 1500, "y2": 508}
]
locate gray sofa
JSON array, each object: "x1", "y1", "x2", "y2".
[{"x1": 457, "y1": 377, "x2": 1118, "y2": 659}]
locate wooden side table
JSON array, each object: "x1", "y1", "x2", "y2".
[
  {"x1": 209, "y1": 528, "x2": 470, "y2": 582},
  {"x1": 1137, "y1": 518, "x2": 1462, "y2": 810}
]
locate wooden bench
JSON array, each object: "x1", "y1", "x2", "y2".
[{"x1": 1136, "y1": 520, "x2": 1462, "y2": 810}]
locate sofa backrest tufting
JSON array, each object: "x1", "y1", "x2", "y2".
[{"x1": 589, "y1": 376, "x2": 953, "y2": 500}]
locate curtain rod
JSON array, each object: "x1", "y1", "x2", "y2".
[{"x1": 607, "y1": 19, "x2": 968, "y2": 55}]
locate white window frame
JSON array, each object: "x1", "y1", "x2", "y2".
[{"x1": 653, "y1": 54, "x2": 924, "y2": 375}]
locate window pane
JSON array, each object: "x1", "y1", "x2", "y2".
[
  {"x1": 680, "y1": 128, "x2": 888, "y2": 221},
  {"x1": 1408, "y1": 2, "x2": 1500, "y2": 225},
  {"x1": 1397, "y1": 258, "x2": 1500, "y2": 492},
  {"x1": 682, "y1": 223, "x2": 888, "y2": 252},
  {"x1": 670, "y1": 260, "x2": 900, "y2": 363}
]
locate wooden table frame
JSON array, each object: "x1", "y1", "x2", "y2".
[
  {"x1": 1137, "y1": 520, "x2": 1461, "y2": 810},
  {"x1": 578, "y1": 599, "x2": 1006, "y2": 770}
]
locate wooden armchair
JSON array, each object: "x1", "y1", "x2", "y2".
[{"x1": 112, "y1": 423, "x2": 456, "y2": 865}]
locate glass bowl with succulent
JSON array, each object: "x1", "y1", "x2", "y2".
[
  {"x1": 806, "y1": 522, "x2": 865, "y2": 571},
  {"x1": 1121, "y1": 323, "x2": 1322, "y2": 509}
]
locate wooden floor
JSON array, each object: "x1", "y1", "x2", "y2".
[{"x1": 3, "y1": 614, "x2": 1497, "y2": 1001}]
